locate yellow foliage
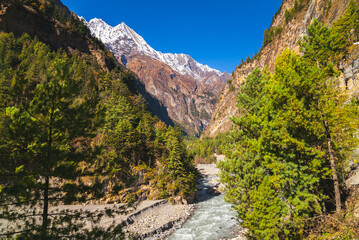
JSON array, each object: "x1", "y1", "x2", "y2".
[{"x1": 106, "y1": 51, "x2": 113, "y2": 57}]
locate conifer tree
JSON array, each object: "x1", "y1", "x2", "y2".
[
  {"x1": 300, "y1": 19, "x2": 359, "y2": 212},
  {"x1": 165, "y1": 127, "x2": 196, "y2": 196},
  {"x1": 219, "y1": 68, "x2": 272, "y2": 236},
  {"x1": 0, "y1": 33, "x2": 123, "y2": 239}
]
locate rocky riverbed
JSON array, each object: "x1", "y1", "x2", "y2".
[{"x1": 53, "y1": 162, "x2": 246, "y2": 240}]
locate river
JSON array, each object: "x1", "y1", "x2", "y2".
[{"x1": 167, "y1": 164, "x2": 240, "y2": 240}]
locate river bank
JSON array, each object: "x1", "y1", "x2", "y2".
[
  {"x1": 1, "y1": 162, "x2": 244, "y2": 240},
  {"x1": 50, "y1": 198, "x2": 194, "y2": 239},
  {"x1": 49, "y1": 162, "x2": 245, "y2": 239}
]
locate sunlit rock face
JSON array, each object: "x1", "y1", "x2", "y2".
[{"x1": 203, "y1": 0, "x2": 359, "y2": 138}]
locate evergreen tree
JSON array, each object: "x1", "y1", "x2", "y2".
[
  {"x1": 219, "y1": 68, "x2": 272, "y2": 237},
  {"x1": 165, "y1": 127, "x2": 196, "y2": 199},
  {"x1": 300, "y1": 19, "x2": 359, "y2": 212},
  {"x1": 0, "y1": 33, "x2": 123, "y2": 239},
  {"x1": 299, "y1": 19, "x2": 337, "y2": 68}
]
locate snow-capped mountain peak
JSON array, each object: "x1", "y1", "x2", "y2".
[{"x1": 85, "y1": 18, "x2": 229, "y2": 81}]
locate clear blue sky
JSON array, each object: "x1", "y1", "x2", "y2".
[{"x1": 62, "y1": 0, "x2": 283, "y2": 73}]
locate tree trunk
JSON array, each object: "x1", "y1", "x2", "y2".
[
  {"x1": 327, "y1": 137, "x2": 341, "y2": 213},
  {"x1": 42, "y1": 175, "x2": 49, "y2": 235},
  {"x1": 324, "y1": 120, "x2": 341, "y2": 213},
  {"x1": 43, "y1": 103, "x2": 54, "y2": 235}
]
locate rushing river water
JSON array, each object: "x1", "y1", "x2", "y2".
[{"x1": 167, "y1": 165, "x2": 238, "y2": 240}]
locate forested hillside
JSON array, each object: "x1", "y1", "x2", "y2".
[
  {"x1": 219, "y1": 2, "x2": 359, "y2": 238},
  {"x1": 0, "y1": 0, "x2": 196, "y2": 238}
]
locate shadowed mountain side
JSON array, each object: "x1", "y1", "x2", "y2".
[
  {"x1": 126, "y1": 54, "x2": 217, "y2": 136},
  {"x1": 0, "y1": 2, "x2": 120, "y2": 71},
  {"x1": 0, "y1": 2, "x2": 176, "y2": 131},
  {"x1": 134, "y1": 78, "x2": 175, "y2": 128}
]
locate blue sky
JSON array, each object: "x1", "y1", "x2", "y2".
[{"x1": 62, "y1": 0, "x2": 283, "y2": 73}]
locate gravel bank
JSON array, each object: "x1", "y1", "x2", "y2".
[
  {"x1": 51, "y1": 163, "x2": 224, "y2": 239},
  {"x1": 124, "y1": 200, "x2": 194, "y2": 239},
  {"x1": 51, "y1": 198, "x2": 194, "y2": 239}
]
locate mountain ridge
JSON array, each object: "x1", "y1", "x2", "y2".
[{"x1": 84, "y1": 18, "x2": 229, "y2": 84}]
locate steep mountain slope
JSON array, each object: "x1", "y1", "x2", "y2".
[
  {"x1": 85, "y1": 18, "x2": 230, "y2": 135},
  {"x1": 204, "y1": 0, "x2": 359, "y2": 137},
  {"x1": 127, "y1": 54, "x2": 216, "y2": 133}
]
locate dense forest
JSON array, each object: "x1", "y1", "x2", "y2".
[
  {"x1": 219, "y1": 1, "x2": 359, "y2": 239},
  {"x1": 0, "y1": 0, "x2": 197, "y2": 238}
]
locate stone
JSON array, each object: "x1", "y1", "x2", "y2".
[
  {"x1": 354, "y1": 58, "x2": 359, "y2": 71},
  {"x1": 174, "y1": 196, "x2": 183, "y2": 205},
  {"x1": 345, "y1": 64, "x2": 354, "y2": 78}
]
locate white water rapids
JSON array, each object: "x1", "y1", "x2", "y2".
[{"x1": 167, "y1": 164, "x2": 239, "y2": 240}]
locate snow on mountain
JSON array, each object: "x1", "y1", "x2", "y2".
[{"x1": 83, "y1": 18, "x2": 228, "y2": 81}]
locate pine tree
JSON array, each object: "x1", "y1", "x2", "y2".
[
  {"x1": 300, "y1": 19, "x2": 359, "y2": 213},
  {"x1": 218, "y1": 68, "x2": 273, "y2": 237},
  {"x1": 0, "y1": 33, "x2": 123, "y2": 239},
  {"x1": 164, "y1": 127, "x2": 196, "y2": 200},
  {"x1": 299, "y1": 19, "x2": 337, "y2": 68}
]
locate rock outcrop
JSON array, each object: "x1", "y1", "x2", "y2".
[{"x1": 204, "y1": 0, "x2": 359, "y2": 137}]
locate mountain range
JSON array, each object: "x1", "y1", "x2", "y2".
[
  {"x1": 84, "y1": 18, "x2": 231, "y2": 135},
  {"x1": 85, "y1": 18, "x2": 229, "y2": 85}
]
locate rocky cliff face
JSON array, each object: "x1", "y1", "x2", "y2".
[
  {"x1": 204, "y1": 0, "x2": 359, "y2": 137},
  {"x1": 85, "y1": 18, "x2": 230, "y2": 135}
]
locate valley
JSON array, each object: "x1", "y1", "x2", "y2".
[{"x1": 1, "y1": 0, "x2": 359, "y2": 239}]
